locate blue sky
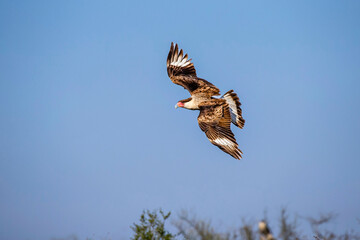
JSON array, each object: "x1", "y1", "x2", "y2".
[{"x1": 1, "y1": 0, "x2": 360, "y2": 239}]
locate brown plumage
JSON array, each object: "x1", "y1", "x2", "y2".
[
  {"x1": 222, "y1": 90, "x2": 245, "y2": 129},
  {"x1": 167, "y1": 43, "x2": 220, "y2": 97},
  {"x1": 198, "y1": 99, "x2": 243, "y2": 159},
  {"x1": 167, "y1": 42, "x2": 245, "y2": 160}
]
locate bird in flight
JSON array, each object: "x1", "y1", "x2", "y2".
[{"x1": 167, "y1": 43, "x2": 245, "y2": 160}]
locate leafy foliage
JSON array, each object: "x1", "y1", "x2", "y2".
[
  {"x1": 130, "y1": 208, "x2": 360, "y2": 240},
  {"x1": 131, "y1": 209, "x2": 176, "y2": 240}
]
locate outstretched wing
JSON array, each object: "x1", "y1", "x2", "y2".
[
  {"x1": 197, "y1": 100, "x2": 242, "y2": 160},
  {"x1": 167, "y1": 42, "x2": 220, "y2": 97}
]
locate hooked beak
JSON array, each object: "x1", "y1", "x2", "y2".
[{"x1": 175, "y1": 102, "x2": 184, "y2": 109}]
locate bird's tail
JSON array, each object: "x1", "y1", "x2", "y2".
[{"x1": 222, "y1": 90, "x2": 245, "y2": 128}]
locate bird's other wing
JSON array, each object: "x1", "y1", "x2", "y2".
[
  {"x1": 197, "y1": 99, "x2": 242, "y2": 160},
  {"x1": 167, "y1": 42, "x2": 220, "y2": 97}
]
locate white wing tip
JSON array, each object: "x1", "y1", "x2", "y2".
[
  {"x1": 213, "y1": 138, "x2": 234, "y2": 146},
  {"x1": 213, "y1": 137, "x2": 242, "y2": 160},
  {"x1": 170, "y1": 60, "x2": 191, "y2": 67}
]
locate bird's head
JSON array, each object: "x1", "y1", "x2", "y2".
[
  {"x1": 175, "y1": 97, "x2": 192, "y2": 109},
  {"x1": 175, "y1": 101, "x2": 185, "y2": 109}
]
